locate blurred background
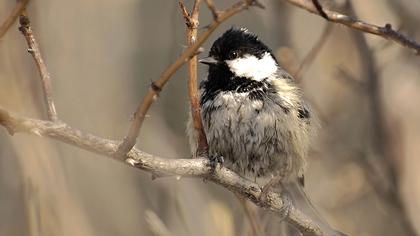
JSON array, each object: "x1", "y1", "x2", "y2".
[{"x1": 1, "y1": 0, "x2": 420, "y2": 235}]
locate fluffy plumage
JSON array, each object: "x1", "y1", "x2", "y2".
[{"x1": 187, "y1": 28, "x2": 317, "y2": 182}]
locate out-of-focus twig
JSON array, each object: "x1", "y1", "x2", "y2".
[
  {"x1": 179, "y1": 0, "x2": 209, "y2": 155},
  {"x1": 283, "y1": 0, "x2": 420, "y2": 55},
  {"x1": 335, "y1": 67, "x2": 366, "y2": 92},
  {"x1": 0, "y1": 107, "x2": 342, "y2": 236},
  {"x1": 115, "y1": 0, "x2": 263, "y2": 158},
  {"x1": 344, "y1": 2, "x2": 417, "y2": 236},
  {"x1": 145, "y1": 210, "x2": 172, "y2": 236},
  {"x1": 0, "y1": 0, "x2": 29, "y2": 39},
  {"x1": 204, "y1": 0, "x2": 219, "y2": 21},
  {"x1": 236, "y1": 193, "x2": 264, "y2": 236},
  {"x1": 18, "y1": 13, "x2": 58, "y2": 122},
  {"x1": 295, "y1": 24, "x2": 333, "y2": 81}
]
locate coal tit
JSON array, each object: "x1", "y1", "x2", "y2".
[
  {"x1": 187, "y1": 28, "x2": 317, "y2": 185},
  {"x1": 187, "y1": 28, "x2": 347, "y2": 236}
]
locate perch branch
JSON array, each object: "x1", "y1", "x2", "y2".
[
  {"x1": 0, "y1": 107, "x2": 337, "y2": 236},
  {"x1": 0, "y1": 0, "x2": 29, "y2": 39},
  {"x1": 283, "y1": 0, "x2": 420, "y2": 55},
  {"x1": 18, "y1": 13, "x2": 58, "y2": 122},
  {"x1": 115, "y1": 0, "x2": 261, "y2": 158}
]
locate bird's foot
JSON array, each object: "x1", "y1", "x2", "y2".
[
  {"x1": 203, "y1": 154, "x2": 224, "y2": 183},
  {"x1": 208, "y1": 154, "x2": 224, "y2": 170}
]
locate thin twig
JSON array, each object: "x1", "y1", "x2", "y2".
[
  {"x1": 335, "y1": 67, "x2": 366, "y2": 92},
  {"x1": 179, "y1": 0, "x2": 209, "y2": 155},
  {"x1": 236, "y1": 193, "x2": 264, "y2": 236},
  {"x1": 115, "y1": 0, "x2": 261, "y2": 158},
  {"x1": 311, "y1": 0, "x2": 328, "y2": 20},
  {"x1": 0, "y1": 107, "x2": 341, "y2": 236},
  {"x1": 0, "y1": 0, "x2": 29, "y2": 39},
  {"x1": 295, "y1": 24, "x2": 333, "y2": 81},
  {"x1": 283, "y1": 0, "x2": 420, "y2": 55},
  {"x1": 18, "y1": 13, "x2": 58, "y2": 122},
  {"x1": 204, "y1": 0, "x2": 220, "y2": 21}
]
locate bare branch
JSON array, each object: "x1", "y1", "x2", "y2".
[
  {"x1": 18, "y1": 13, "x2": 58, "y2": 122},
  {"x1": 203, "y1": 0, "x2": 220, "y2": 21},
  {"x1": 0, "y1": 0, "x2": 29, "y2": 39},
  {"x1": 179, "y1": 0, "x2": 209, "y2": 155},
  {"x1": 179, "y1": 1, "x2": 192, "y2": 27},
  {"x1": 0, "y1": 107, "x2": 336, "y2": 236},
  {"x1": 311, "y1": 0, "x2": 328, "y2": 20},
  {"x1": 115, "y1": 0, "x2": 261, "y2": 158},
  {"x1": 283, "y1": 0, "x2": 420, "y2": 55}
]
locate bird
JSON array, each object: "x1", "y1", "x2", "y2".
[
  {"x1": 187, "y1": 27, "x2": 317, "y2": 186},
  {"x1": 187, "y1": 28, "x2": 347, "y2": 236}
]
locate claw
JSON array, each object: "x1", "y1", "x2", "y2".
[
  {"x1": 208, "y1": 153, "x2": 224, "y2": 170},
  {"x1": 203, "y1": 154, "x2": 224, "y2": 183}
]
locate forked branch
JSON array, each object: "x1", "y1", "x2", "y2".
[{"x1": 115, "y1": 0, "x2": 263, "y2": 158}]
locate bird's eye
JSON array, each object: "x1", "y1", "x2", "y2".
[{"x1": 229, "y1": 51, "x2": 238, "y2": 59}]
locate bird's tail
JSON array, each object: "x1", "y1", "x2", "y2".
[{"x1": 284, "y1": 181, "x2": 347, "y2": 236}]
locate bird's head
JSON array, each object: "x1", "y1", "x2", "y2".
[{"x1": 200, "y1": 28, "x2": 278, "y2": 81}]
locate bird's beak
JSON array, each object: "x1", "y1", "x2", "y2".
[{"x1": 199, "y1": 57, "x2": 218, "y2": 66}]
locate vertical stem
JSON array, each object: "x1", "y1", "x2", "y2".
[
  {"x1": 19, "y1": 12, "x2": 58, "y2": 122},
  {"x1": 183, "y1": 0, "x2": 209, "y2": 155}
]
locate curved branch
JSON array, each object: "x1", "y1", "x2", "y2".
[
  {"x1": 0, "y1": 107, "x2": 333, "y2": 236},
  {"x1": 283, "y1": 0, "x2": 420, "y2": 55}
]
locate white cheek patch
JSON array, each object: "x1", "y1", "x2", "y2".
[{"x1": 226, "y1": 52, "x2": 278, "y2": 81}]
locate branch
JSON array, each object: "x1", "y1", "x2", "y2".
[
  {"x1": 0, "y1": 0, "x2": 29, "y2": 39},
  {"x1": 283, "y1": 0, "x2": 420, "y2": 55},
  {"x1": 115, "y1": 0, "x2": 261, "y2": 158},
  {"x1": 18, "y1": 13, "x2": 58, "y2": 122},
  {"x1": 311, "y1": 0, "x2": 328, "y2": 20},
  {"x1": 179, "y1": 0, "x2": 209, "y2": 155},
  {"x1": 203, "y1": 0, "x2": 219, "y2": 21},
  {"x1": 0, "y1": 107, "x2": 334, "y2": 236}
]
